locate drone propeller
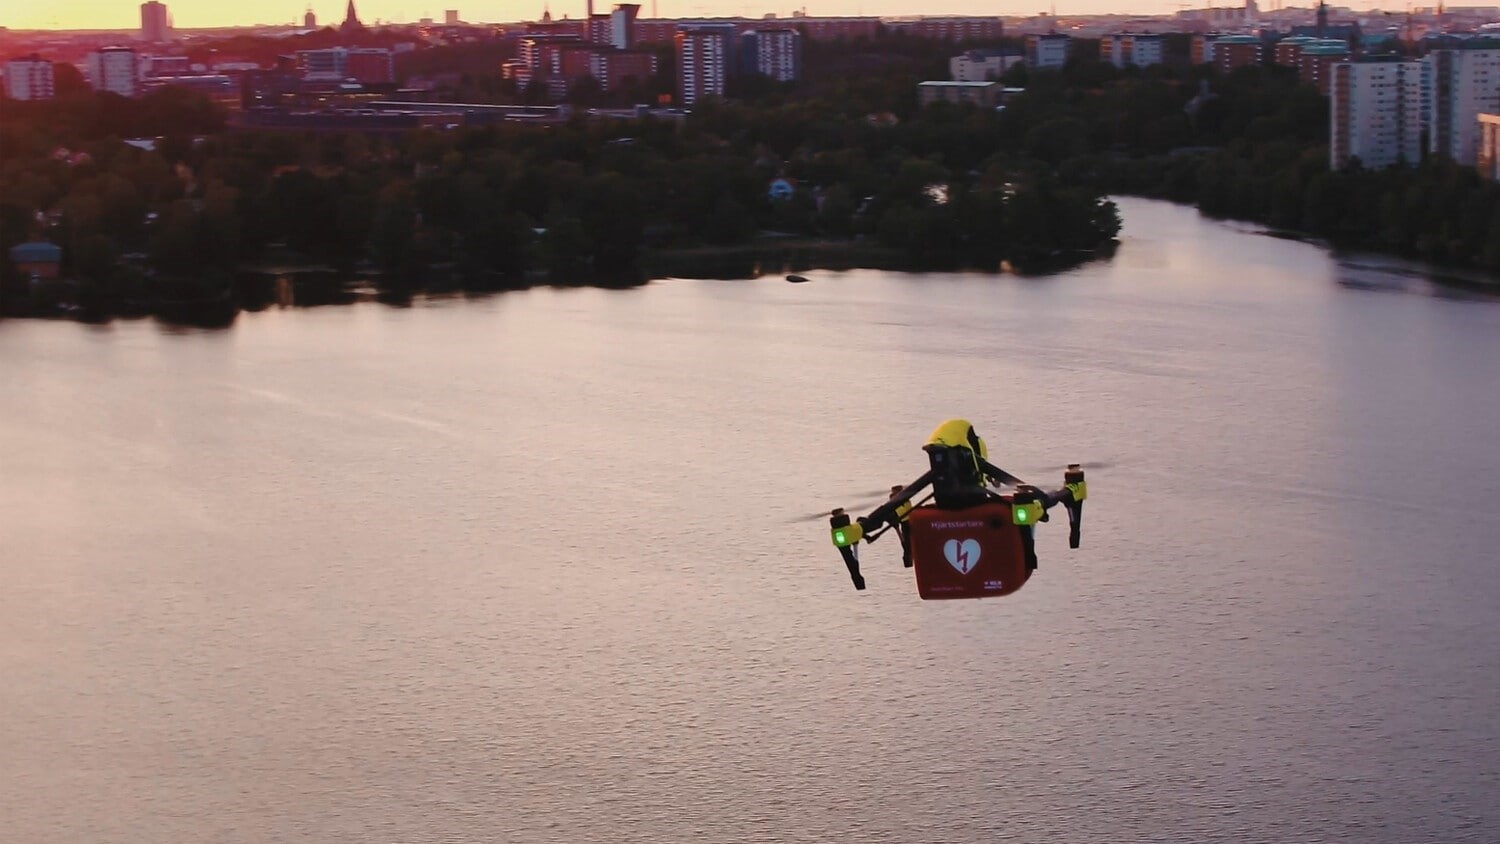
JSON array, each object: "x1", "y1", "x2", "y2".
[
  {"x1": 788, "y1": 488, "x2": 901, "y2": 523},
  {"x1": 1024, "y1": 461, "x2": 1114, "y2": 475}
]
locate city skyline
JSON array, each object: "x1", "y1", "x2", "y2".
[{"x1": 0, "y1": 0, "x2": 1405, "y2": 34}]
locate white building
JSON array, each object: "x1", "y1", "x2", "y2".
[
  {"x1": 1426, "y1": 44, "x2": 1500, "y2": 166},
  {"x1": 746, "y1": 28, "x2": 801, "y2": 82},
  {"x1": 298, "y1": 48, "x2": 348, "y2": 81},
  {"x1": 950, "y1": 49, "x2": 1022, "y2": 82},
  {"x1": 610, "y1": 3, "x2": 640, "y2": 49},
  {"x1": 1331, "y1": 58, "x2": 1427, "y2": 170},
  {"x1": 676, "y1": 25, "x2": 732, "y2": 107},
  {"x1": 1025, "y1": 34, "x2": 1070, "y2": 69},
  {"x1": 4, "y1": 55, "x2": 56, "y2": 100},
  {"x1": 87, "y1": 47, "x2": 141, "y2": 97}
]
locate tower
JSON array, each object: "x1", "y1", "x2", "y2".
[
  {"x1": 140, "y1": 2, "x2": 170, "y2": 43},
  {"x1": 342, "y1": 0, "x2": 365, "y2": 31}
]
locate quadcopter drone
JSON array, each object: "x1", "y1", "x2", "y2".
[{"x1": 826, "y1": 419, "x2": 1088, "y2": 600}]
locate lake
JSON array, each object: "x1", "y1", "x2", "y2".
[{"x1": 2, "y1": 197, "x2": 1497, "y2": 842}]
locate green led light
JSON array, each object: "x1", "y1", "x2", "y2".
[
  {"x1": 834, "y1": 530, "x2": 847, "y2": 546},
  {"x1": 1016, "y1": 510, "x2": 1028, "y2": 522}
]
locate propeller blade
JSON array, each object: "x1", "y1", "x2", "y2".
[
  {"x1": 1025, "y1": 461, "x2": 1115, "y2": 475},
  {"x1": 787, "y1": 488, "x2": 903, "y2": 523}
]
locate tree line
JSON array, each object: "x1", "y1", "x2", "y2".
[{"x1": 0, "y1": 69, "x2": 1121, "y2": 319}]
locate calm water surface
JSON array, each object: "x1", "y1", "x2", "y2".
[{"x1": 3, "y1": 198, "x2": 1498, "y2": 842}]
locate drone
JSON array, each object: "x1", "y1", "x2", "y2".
[{"x1": 826, "y1": 419, "x2": 1088, "y2": 600}]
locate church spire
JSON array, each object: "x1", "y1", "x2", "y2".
[{"x1": 341, "y1": 0, "x2": 365, "y2": 32}]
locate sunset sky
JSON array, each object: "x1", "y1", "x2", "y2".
[{"x1": 0, "y1": 0, "x2": 1351, "y2": 33}]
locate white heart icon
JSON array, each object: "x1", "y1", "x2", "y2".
[{"x1": 942, "y1": 538, "x2": 983, "y2": 575}]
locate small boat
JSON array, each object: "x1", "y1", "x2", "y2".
[{"x1": 786, "y1": 274, "x2": 810, "y2": 283}]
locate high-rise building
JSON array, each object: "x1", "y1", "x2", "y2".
[
  {"x1": 1331, "y1": 58, "x2": 1427, "y2": 170},
  {"x1": 609, "y1": 4, "x2": 640, "y2": 50},
  {"x1": 305, "y1": 8, "x2": 317, "y2": 28},
  {"x1": 742, "y1": 28, "x2": 801, "y2": 83},
  {"x1": 1299, "y1": 41, "x2": 1349, "y2": 96},
  {"x1": 1426, "y1": 42, "x2": 1500, "y2": 166},
  {"x1": 140, "y1": 1, "x2": 170, "y2": 43},
  {"x1": 88, "y1": 47, "x2": 141, "y2": 97},
  {"x1": 1214, "y1": 34, "x2": 1263, "y2": 75},
  {"x1": 4, "y1": 55, "x2": 56, "y2": 100},
  {"x1": 1025, "y1": 34, "x2": 1070, "y2": 69},
  {"x1": 587, "y1": 14, "x2": 612, "y2": 44},
  {"x1": 445, "y1": 10, "x2": 460, "y2": 25},
  {"x1": 590, "y1": 50, "x2": 656, "y2": 92},
  {"x1": 676, "y1": 25, "x2": 732, "y2": 108}
]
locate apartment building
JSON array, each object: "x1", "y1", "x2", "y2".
[
  {"x1": 1331, "y1": 58, "x2": 1427, "y2": 170},
  {"x1": 4, "y1": 55, "x2": 56, "y2": 100}
]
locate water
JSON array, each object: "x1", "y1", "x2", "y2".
[{"x1": 2, "y1": 197, "x2": 1498, "y2": 843}]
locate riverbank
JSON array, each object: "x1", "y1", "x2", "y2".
[{"x1": 1, "y1": 234, "x2": 1121, "y2": 326}]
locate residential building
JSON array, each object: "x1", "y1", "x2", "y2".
[
  {"x1": 1101, "y1": 33, "x2": 1165, "y2": 68},
  {"x1": 918, "y1": 80, "x2": 999, "y2": 108},
  {"x1": 883, "y1": 16, "x2": 1004, "y2": 40},
  {"x1": 140, "y1": 1, "x2": 170, "y2": 43},
  {"x1": 587, "y1": 14, "x2": 612, "y2": 43},
  {"x1": 1025, "y1": 34, "x2": 1070, "y2": 69},
  {"x1": 1214, "y1": 34, "x2": 1263, "y2": 74},
  {"x1": 676, "y1": 24, "x2": 732, "y2": 107},
  {"x1": 4, "y1": 55, "x2": 56, "y2": 100},
  {"x1": 1274, "y1": 36, "x2": 1317, "y2": 67},
  {"x1": 520, "y1": 34, "x2": 583, "y2": 75},
  {"x1": 950, "y1": 48, "x2": 1021, "y2": 82},
  {"x1": 787, "y1": 16, "x2": 879, "y2": 41},
  {"x1": 610, "y1": 4, "x2": 641, "y2": 49},
  {"x1": 88, "y1": 47, "x2": 141, "y2": 97},
  {"x1": 1331, "y1": 58, "x2": 1426, "y2": 170},
  {"x1": 1299, "y1": 41, "x2": 1349, "y2": 96},
  {"x1": 299, "y1": 48, "x2": 349, "y2": 80},
  {"x1": 590, "y1": 50, "x2": 657, "y2": 92},
  {"x1": 1426, "y1": 41, "x2": 1500, "y2": 166},
  {"x1": 1191, "y1": 33, "x2": 1223, "y2": 66},
  {"x1": 742, "y1": 28, "x2": 801, "y2": 82}
]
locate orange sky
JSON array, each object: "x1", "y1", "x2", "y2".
[{"x1": 0, "y1": 1, "x2": 1326, "y2": 32}]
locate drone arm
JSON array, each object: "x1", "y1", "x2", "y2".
[
  {"x1": 1007, "y1": 465, "x2": 1088, "y2": 549},
  {"x1": 978, "y1": 457, "x2": 1030, "y2": 489},
  {"x1": 829, "y1": 470, "x2": 935, "y2": 591},
  {"x1": 856, "y1": 470, "x2": 935, "y2": 535}
]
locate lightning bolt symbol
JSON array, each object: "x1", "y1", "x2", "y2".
[{"x1": 957, "y1": 545, "x2": 971, "y2": 572}]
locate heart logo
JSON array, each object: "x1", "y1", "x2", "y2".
[{"x1": 942, "y1": 538, "x2": 982, "y2": 575}]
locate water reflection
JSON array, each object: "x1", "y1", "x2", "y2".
[{"x1": 2, "y1": 197, "x2": 1496, "y2": 844}]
